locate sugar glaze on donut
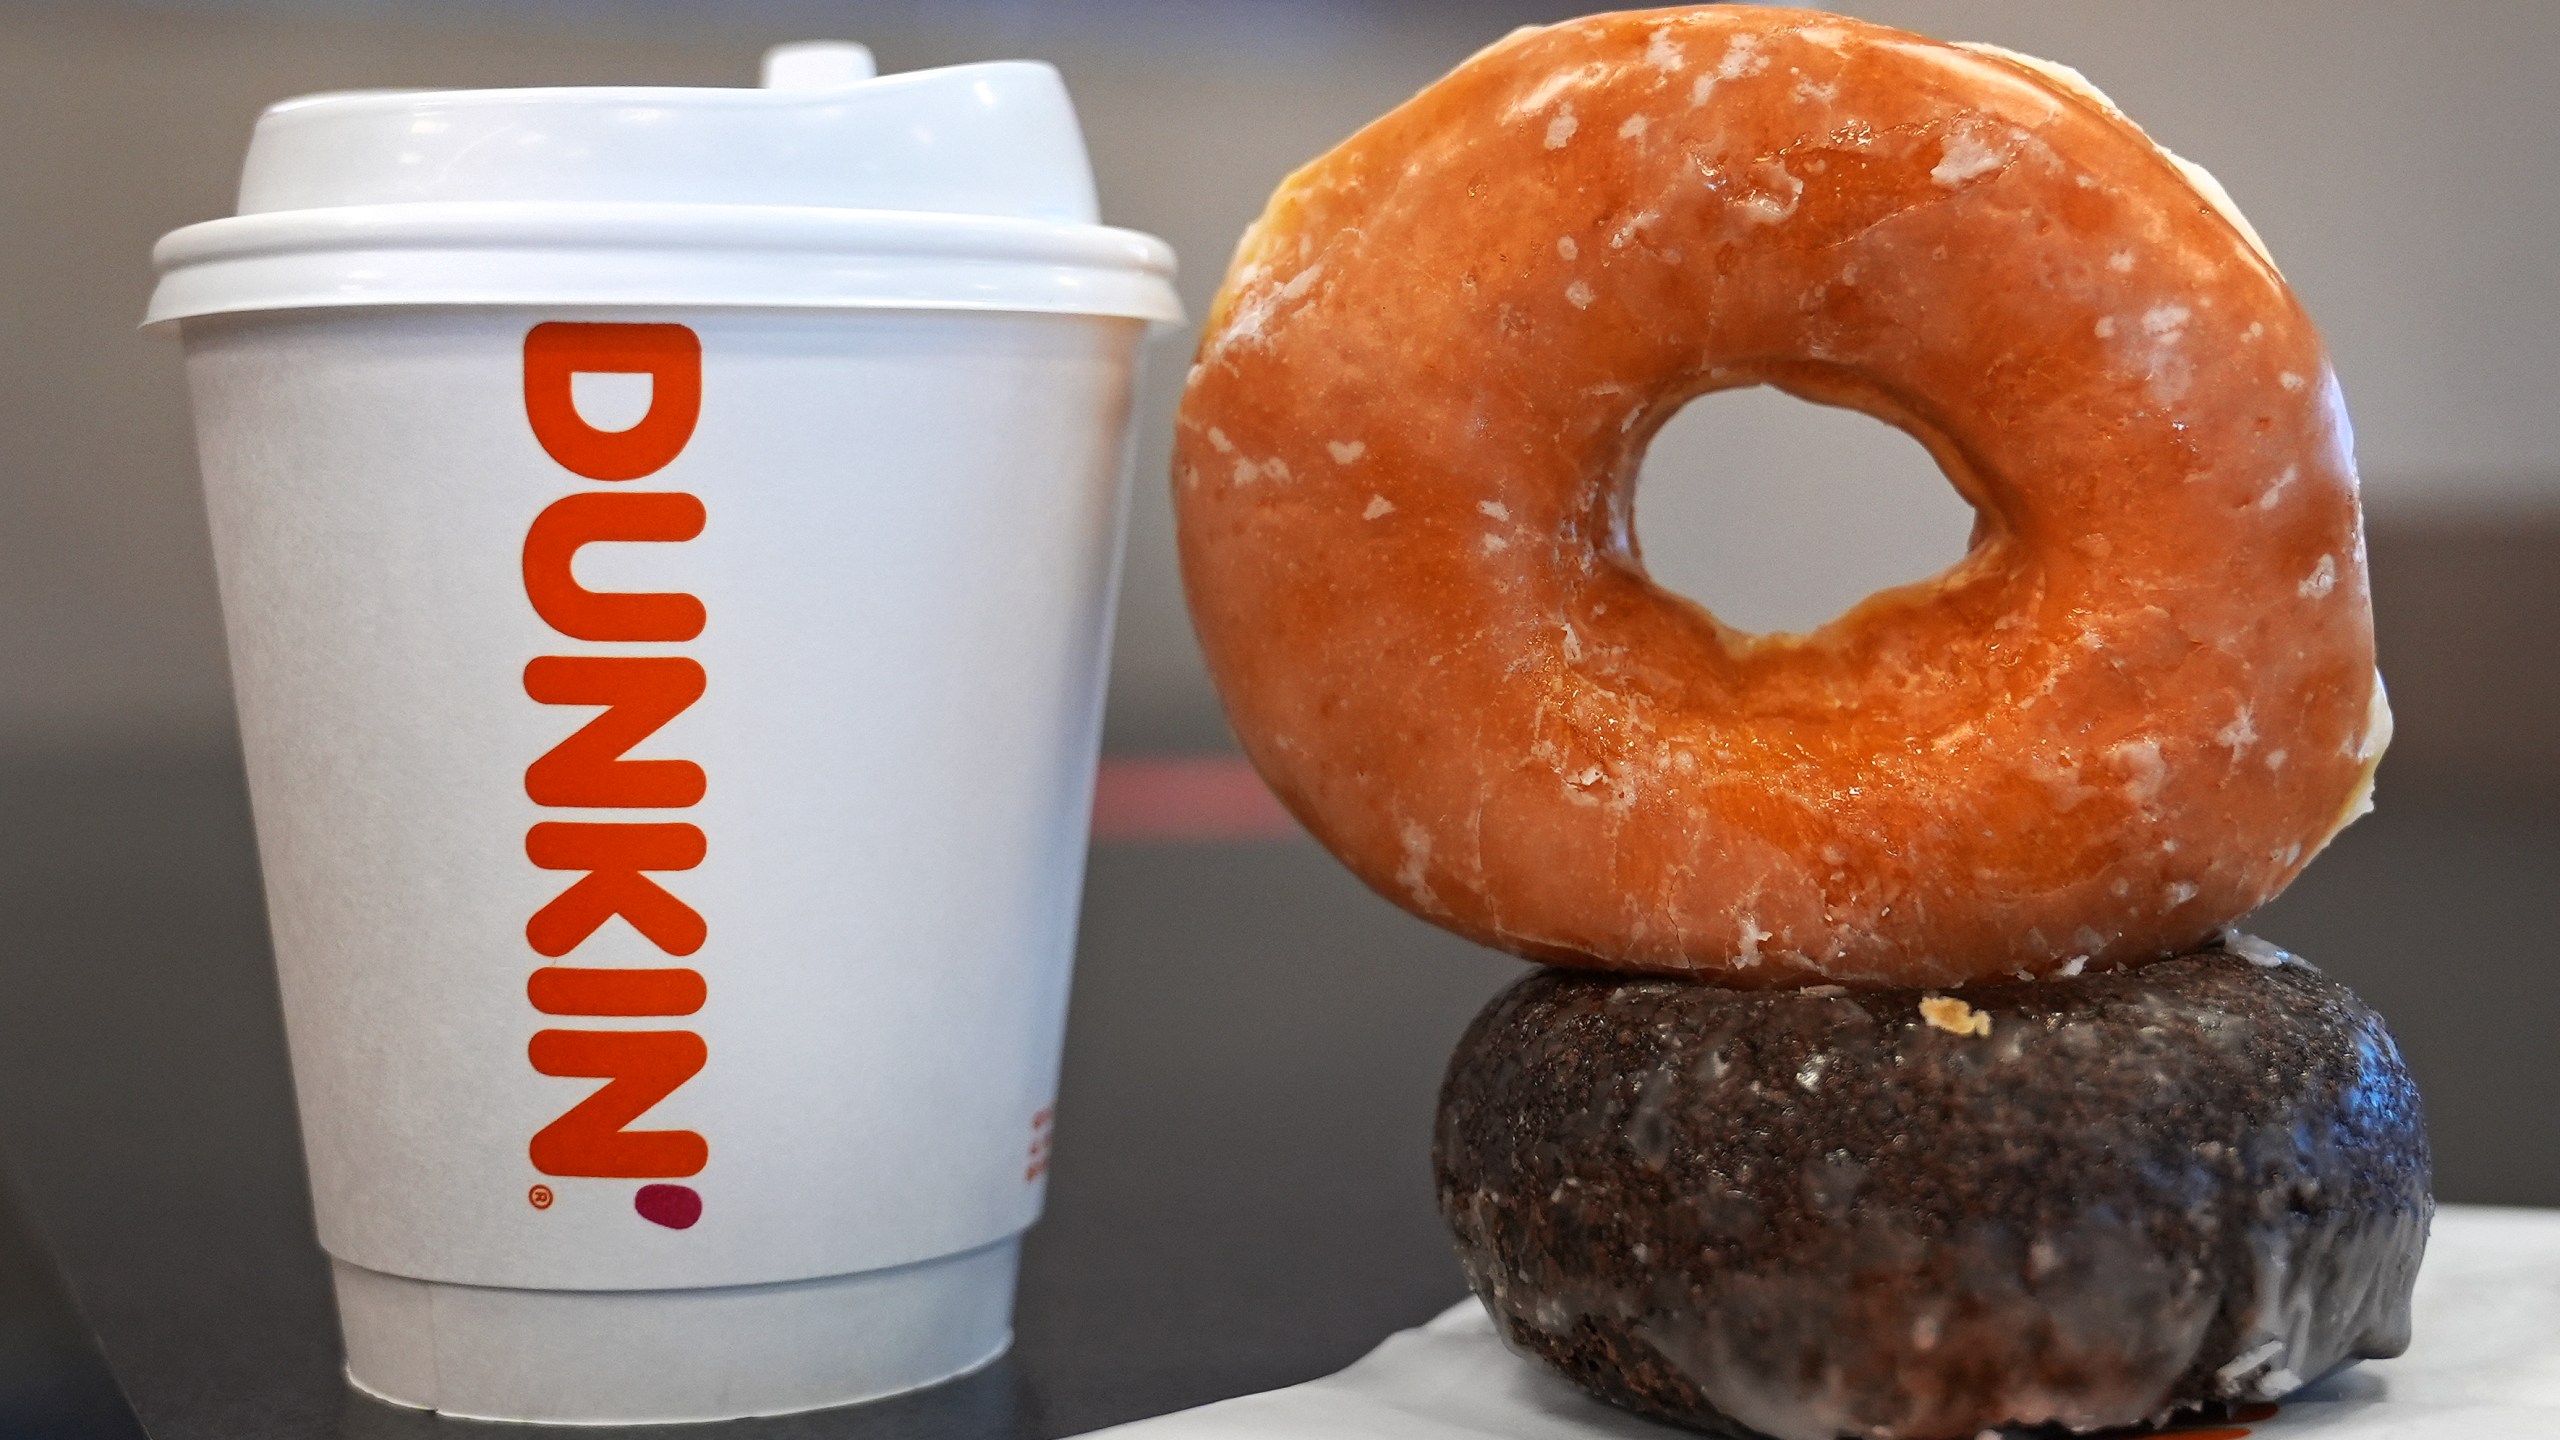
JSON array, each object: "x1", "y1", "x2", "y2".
[{"x1": 1174, "y1": 7, "x2": 2389, "y2": 987}]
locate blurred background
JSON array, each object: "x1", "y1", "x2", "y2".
[
  {"x1": 3, "y1": 2, "x2": 2555, "y2": 1436},
  {"x1": 8, "y1": 0, "x2": 2560, "y2": 759}
]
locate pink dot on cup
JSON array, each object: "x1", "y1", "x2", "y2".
[{"x1": 635, "y1": 1184, "x2": 702, "y2": 1229}]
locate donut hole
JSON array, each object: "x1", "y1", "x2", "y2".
[{"x1": 1633, "y1": 387, "x2": 1978, "y2": 636}]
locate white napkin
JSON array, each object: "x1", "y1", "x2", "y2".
[{"x1": 1078, "y1": 1204, "x2": 2560, "y2": 1440}]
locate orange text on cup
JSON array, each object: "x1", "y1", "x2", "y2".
[{"x1": 520, "y1": 321, "x2": 709, "y2": 1228}]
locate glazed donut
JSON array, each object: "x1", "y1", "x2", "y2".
[{"x1": 1174, "y1": 6, "x2": 2389, "y2": 987}]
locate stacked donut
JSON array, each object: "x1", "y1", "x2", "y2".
[{"x1": 1174, "y1": 9, "x2": 2429, "y2": 1439}]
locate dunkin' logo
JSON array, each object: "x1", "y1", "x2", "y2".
[{"x1": 520, "y1": 322, "x2": 709, "y2": 1231}]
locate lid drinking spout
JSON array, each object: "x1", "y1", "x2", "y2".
[{"x1": 760, "y1": 42, "x2": 878, "y2": 90}]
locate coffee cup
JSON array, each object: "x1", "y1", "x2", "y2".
[{"x1": 147, "y1": 41, "x2": 1179, "y2": 1423}]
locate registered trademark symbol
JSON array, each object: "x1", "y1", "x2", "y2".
[{"x1": 529, "y1": 1184, "x2": 555, "y2": 1210}]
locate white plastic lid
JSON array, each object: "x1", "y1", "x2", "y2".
[{"x1": 147, "y1": 44, "x2": 1180, "y2": 326}]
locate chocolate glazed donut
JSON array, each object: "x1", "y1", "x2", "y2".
[
  {"x1": 1433, "y1": 941, "x2": 2431, "y2": 1440},
  {"x1": 1173, "y1": 8, "x2": 2389, "y2": 987}
]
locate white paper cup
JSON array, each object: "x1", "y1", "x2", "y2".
[{"x1": 148, "y1": 47, "x2": 1179, "y2": 1425}]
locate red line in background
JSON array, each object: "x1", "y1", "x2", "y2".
[{"x1": 1092, "y1": 755, "x2": 1300, "y2": 842}]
